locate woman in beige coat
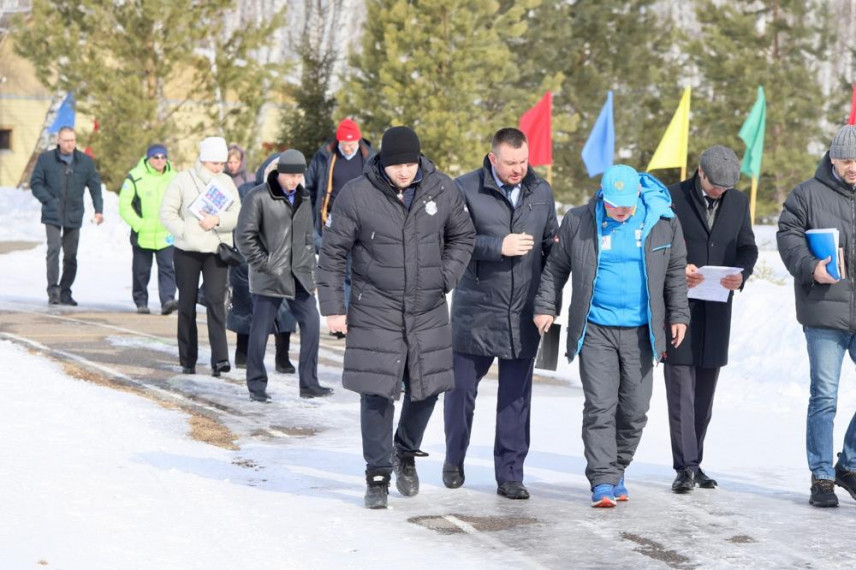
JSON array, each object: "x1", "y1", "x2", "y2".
[{"x1": 160, "y1": 136, "x2": 241, "y2": 376}]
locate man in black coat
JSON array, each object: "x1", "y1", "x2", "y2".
[
  {"x1": 235, "y1": 150, "x2": 333, "y2": 403},
  {"x1": 317, "y1": 126, "x2": 475, "y2": 509},
  {"x1": 665, "y1": 145, "x2": 758, "y2": 493},
  {"x1": 30, "y1": 126, "x2": 104, "y2": 306},
  {"x1": 444, "y1": 128, "x2": 557, "y2": 499}
]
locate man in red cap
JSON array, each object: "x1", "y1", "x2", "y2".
[{"x1": 304, "y1": 118, "x2": 374, "y2": 335}]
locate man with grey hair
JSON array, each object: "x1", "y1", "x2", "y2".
[
  {"x1": 778, "y1": 124, "x2": 856, "y2": 508},
  {"x1": 665, "y1": 145, "x2": 758, "y2": 494}
]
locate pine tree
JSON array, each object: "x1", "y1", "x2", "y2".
[
  {"x1": 515, "y1": 0, "x2": 681, "y2": 204},
  {"x1": 13, "y1": 0, "x2": 286, "y2": 189},
  {"x1": 687, "y1": 0, "x2": 831, "y2": 218},
  {"x1": 338, "y1": 0, "x2": 531, "y2": 176}
]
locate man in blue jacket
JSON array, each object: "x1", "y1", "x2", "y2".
[
  {"x1": 30, "y1": 126, "x2": 104, "y2": 306},
  {"x1": 534, "y1": 164, "x2": 689, "y2": 507},
  {"x1": 445, "y1": 127, "x2": 558, "y2": 500}
]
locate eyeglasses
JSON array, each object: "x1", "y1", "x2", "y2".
[{"x1": 150, "y1": 154, "x2": 167, "y2": 160}]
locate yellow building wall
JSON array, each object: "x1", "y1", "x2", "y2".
[{"x1": 0, "y1": 36, "x2": 52, "y2": 188}]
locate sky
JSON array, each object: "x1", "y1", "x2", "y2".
[{"x1": 1, "y1": 186, "x2": 856, "y2": 569}]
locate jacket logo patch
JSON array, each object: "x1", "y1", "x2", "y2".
[{"x1": 425, "y1": 200, "x2": 437, "y2": 216}]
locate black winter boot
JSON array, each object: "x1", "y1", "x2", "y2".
[
  {"x1": 392, "y1": 447, "x2": 422, "y2": 497},
  {"x1": 235, "y1": 333, "x2": 248, "y2": 369},
  {"x1": 365, "y1": 470, "x2": 390, "y2": 509},
  {"x1": 275, "y1": 333, "x2": 296, "y2": 374}
]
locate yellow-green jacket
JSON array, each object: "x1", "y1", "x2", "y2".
[{"x1": 119, "y1": 156, "x2": 177, "y2": 250}]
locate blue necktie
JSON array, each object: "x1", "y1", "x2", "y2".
[{"x1": 502, "y1": 184, "x2": 514, "y2": 203}]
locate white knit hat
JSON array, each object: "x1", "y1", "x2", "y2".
[{"x1": 199, "y1": 136, "x2": 228, "y2": 162}]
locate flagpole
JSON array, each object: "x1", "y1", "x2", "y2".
[
  {"x1": 749, "y1": 177, "x2": 758, "y2": 225},
  {"x1": 681, "y1": 166, "x2": 686, "y2": 181},
  {"x1": 547, "y1": 164, "x2": 553, "y2": 186}
]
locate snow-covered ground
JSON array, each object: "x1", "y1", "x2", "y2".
[{"x1": 1, "y1": 186, "x2": 856, "y2": 569}]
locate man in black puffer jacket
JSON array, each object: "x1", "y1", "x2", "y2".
[
  {"x1": 235, "y1": 150, "x2": 333, "y2": 403},
  {"x1": 444, "y1": 127, "x2": 558, "y2": 500},
  {"x1": 778, "y1": 124, "x2": 856, "y2": 508},
  {"x1": 317, "y1": 126, "x2": 475, "y2": 509}
]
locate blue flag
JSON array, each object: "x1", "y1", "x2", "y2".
[
  {"x1": 581, "y1": 91, "x2": 615, "y2": 178},
  {"x1": 48, "y1": 93, "x2": 76, "y2": 134}
]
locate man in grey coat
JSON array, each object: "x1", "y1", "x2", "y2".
[
  {"x1": 778, "y1": 124, "x2": 856, "y2": 508},
  {"x1": 445, "y1": 127, "x2": 558, "y2": 499},
  {"x1": 235, "y1": 150, "x2": 333, "y2": 402},
  {"x1": 317, "y1": 126, "x2": 475, "y2": 509},
  {"x1": 30, "y1": 126, "x2": 104, "y2": 306},
  {"x1": 534, "y1": 164, "x2": 689, "y2": 508}
]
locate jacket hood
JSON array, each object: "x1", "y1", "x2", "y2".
[
  {"x1": 814, "y1": 152, "x2": 855, "y2": 197},
  {"x1": 227, "y1": 143, "x2": 248, "y2": 178},
  {"x1": 594, "y1": 171, "x2": 674, "y2": 220},
  {"x1": 254, "y1": 153, "x2": 281, "y2": 185}
]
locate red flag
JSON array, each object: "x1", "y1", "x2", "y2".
[
  {"x1": 519, "y1": 91, "x2": 552, "y2": 166},
  {"x1": 849, "y1": 83, "x2": 856, "y2": 125}
]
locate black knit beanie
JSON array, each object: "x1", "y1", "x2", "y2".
[{"x1": 380, "y1": 126, "x2": 421, "y2": 167}]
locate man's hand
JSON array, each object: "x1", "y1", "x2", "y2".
[
  {"x1": 685, "y1": 264, "x2": 703, "y2": 288},
  {"x1": 93, "y1": 213, "x2": 104, "y2": 225},
  {"x1": 720, "y1": 272, "x2": 744, "y2": 291},
  {"x1": 502, "y1": 233, "x2": 535, "y2": 257},
  {"x1": 670, "y1": 323, "x2": 687, "y2": 348},
  {"x1": 327, "y1": 315, "x2": 348, "y2": 335},
  {"x1": 813, "y1": 256, "x2": 839, "y2": 284},
  {"x1": 533, "y1": 314, "x2": 554, "y2": 336},
  {"x1": 199, "y1": 213, "x2": 220, "y2": 231}
]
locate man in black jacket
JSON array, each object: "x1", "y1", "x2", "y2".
[
  {"x1": 665, "y1": 145, "x2": 757, "y2": 493},
  {"x1": 444, "y1": 128, "x2": 558, "y2": 499},
  {"x1": 30, "y1": 126, "x2": 104, "y2": 306},
  {"x1": 778, "y1": 125, "x2": 856, "y2": 508},
  {"x1": 317, "y1": 126, "x2": 475, "y2": 509},
  {"x1": 235, "y1": 150, "x2": 333, "y2": 403}
]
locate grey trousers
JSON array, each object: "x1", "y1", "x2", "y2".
[
  {"x1": 45, "y1": 224, "x2": 80, "y2": 297},
  {"x1": 578, "y1": 322, "x2": 654, "y2": 487}
]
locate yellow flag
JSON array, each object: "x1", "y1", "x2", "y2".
[{"x1": 647, "y1": 87, "x2": 691, "y2": 173}]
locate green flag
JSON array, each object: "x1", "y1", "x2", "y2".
[{"x1": 739, "y1": 86, "x2": 766, "y2": 178}]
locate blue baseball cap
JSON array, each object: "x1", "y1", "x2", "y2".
[{"x1": 601, "y1": 164, "x2": 641, "y2": 208}]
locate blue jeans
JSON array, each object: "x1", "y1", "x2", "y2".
[{"x1": 804, "y1": 327, "x2": 856, "y2": 479}]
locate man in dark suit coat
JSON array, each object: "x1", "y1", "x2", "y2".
[{"x1": 665, "y1": 145, "x2": 758, "y2": 493}]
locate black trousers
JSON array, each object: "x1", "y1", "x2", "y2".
[
  {"x1": 361, "y1": 372, "x2": 438, "y2": 474},
  {"x1": 246, "y1": 282, "x2": 320, "y2": 395},
  {"x1": 45, "y1": 224, "x2": 80, "y2": 297},
  {"x1": 663, "y1": 364, "x2": 720, "y2": 471},
  {"x1": 131, "y1": 245, "x2": 176, "y2": 309},
  {"x1": 173, "y1": 248, "x2": 229, "y2": 369},
  {"x1": 444, "y1": 352, "x2": 534, "y2": 485}
]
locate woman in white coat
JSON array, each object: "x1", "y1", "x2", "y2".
[{"x1": 160, "y1": 136, "x2": 241, "y2": 376}]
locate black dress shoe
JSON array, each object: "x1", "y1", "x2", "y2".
[
  {"x1": 442, "y1": 462, "x2": 465, "y2": 489},
  {"x1": 181, "y1": 367, "x2": 196, "y2": 374},
  {"x1": 161, "y1": 299, "x2": 178, "y2": 315},
  {"x1": 497, "y1": 481, "x2": 530, "y2": 500},
  {"x1": 48, "y1": 291, "x2": 61, "y2": 305},
  {"x1": 211, "y1": 360, "x2": 231, "y2": 378},
  {"x1": 300, "y1": 385, "x2": 334, "y2": 398},
  {"x1": 249, "y1": 391, "x2": 272, "y2": 403},
  {"x1": 672, "y1": 468, "x2": 695, "y2": 493},
  {"x1": 696, "y1": 468, "x2": 718, "y2": 489},
  {"x1": 275, "y1": 361, "x2": 296, "y2": 374},
  {"x1": 59, "y1": 295, "x2": 78, "y2": 306}
]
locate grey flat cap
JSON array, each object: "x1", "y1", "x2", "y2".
[{"x1": 699, "y1": 145, "x2": 740, "y2": 188}]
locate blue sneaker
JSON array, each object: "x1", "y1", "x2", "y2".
[
  {"x1": 615, "y1": 477, "x2": 628, "y2": 502},
  {"x1": 591, "y1": 483, "x2": 617, "y2": 508}
]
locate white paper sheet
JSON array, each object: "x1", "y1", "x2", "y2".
[{"x1": 686, "y1": 265, "x2": 743, "y2": 303}]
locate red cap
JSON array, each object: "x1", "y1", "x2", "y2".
[{"x1": 336, "y1": 118, "x2": 361, "y2": 142}]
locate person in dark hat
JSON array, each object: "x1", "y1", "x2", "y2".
[
  {"x1": 235, "y1": 149, "x2": 334, "y2": 402},
  {"x1": 317, "y1": 126, "x2": 475, "y2": 509},
  {"x1": 119, "y1": 143, "x2": 179, "y2": 315},
  {"x1": 778, "y1": 124, "x2": 856, "y2": 507},
  {"x1": 665, "y1": 145, "x2": 758, "y2": 494}
]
